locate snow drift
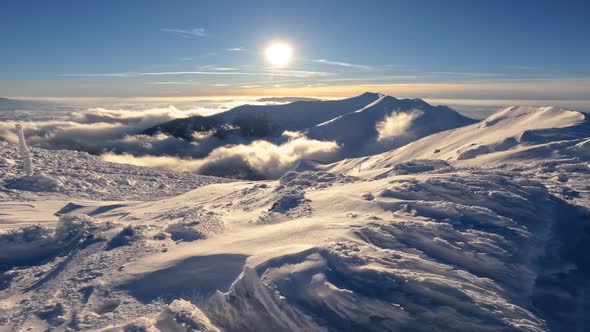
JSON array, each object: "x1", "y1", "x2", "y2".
[{"x1": 0, "y1": 214, "x2": 99, "y2": 266}]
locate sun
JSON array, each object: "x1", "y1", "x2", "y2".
[{"x1": 264, "y1": 41, "x2": 293, "y2": 66}]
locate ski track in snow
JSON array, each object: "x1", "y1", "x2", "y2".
[{"x1": 1, "y1": 104, "x2": 590, "y2": 331}]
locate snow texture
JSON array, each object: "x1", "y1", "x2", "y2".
[{"x1": 0, "y1": 141, "x2": 229, "y2": 201}]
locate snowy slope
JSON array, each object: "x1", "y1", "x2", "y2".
[
  {"x1": 306, "y1": 95, "x2": 475, "y2": 157},
  {"x1": 1, "y1": 105, "x2": 590, "y2": 331},
  {"x1": 327, "y1": 106, "x2": 589, "y2": 175}
]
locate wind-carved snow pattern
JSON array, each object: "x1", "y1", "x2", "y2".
[
  {"x1": 204, "y1": 172, "x2": 571, "y2": 332},
  {"x1": 166, "y1": 210, "x2": 225, "y2": 242},
  {"x1": 256, "y1": 171, "x2": 357, "y2": 224}
]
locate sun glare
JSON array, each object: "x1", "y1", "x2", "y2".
[{"x1": 264, "y1": 41, "x2": 293, "y2": 66}]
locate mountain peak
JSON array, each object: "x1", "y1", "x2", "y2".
[{"x1": 356, "y1": 92, "x2": 384, "y2": 99}]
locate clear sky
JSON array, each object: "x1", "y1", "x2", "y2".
[{"x1": 1, "y1": 0, "x2": 589, "y2": 101}]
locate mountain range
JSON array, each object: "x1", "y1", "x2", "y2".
[{"x1": 145, "y1": 92, "x2": 476, "y2": 159}]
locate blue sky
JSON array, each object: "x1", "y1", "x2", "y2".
[{"x1": 1, "y1": 0, "x2": 589, "y2": 100}]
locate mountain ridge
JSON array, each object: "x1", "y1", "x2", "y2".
[
  {"x1": 144, "y1": 92, "x2": 476, "y2": 159},
  {"x1": 326, "y1": 105, "x2": 590, "y2": 176}
]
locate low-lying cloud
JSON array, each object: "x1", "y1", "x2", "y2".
[
  {"x1": 0, "y1": 106, "x2": 340, "y2": 179},
  {"x1": 0, "y1": 106, "x2": 210, "y2": 155},
  {"x1": 103, "y1": 133, "x2": 338, "y2": 179},
  {"x1": 376, "y1": 110, "x2": 423, "y2": 141}
]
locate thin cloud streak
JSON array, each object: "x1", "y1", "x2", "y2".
[
  {"x1": 147, "y1": 81, "x2": 195, "y2": 85},
  {"x1": 267, "y1": 69, "x2": 333, "y2": 78},
  {"x1": 161, "y1": 27, "x2": 206, "y2": 37},
  {"x1": 210, "y1": 67, "x2": 239, "y2": 71},
  {"x1": 62, "y1": 69, "x2": 333, "y2": 78},
  {"x1": 502, "y1": 65, "x2": 543, "y2": 71},
  {"x1": 312, "y1": 59, "x2": 371, "y2": 70},
  {"x1": 427, "y1": 71, "x2": 501, "y2": 77}
]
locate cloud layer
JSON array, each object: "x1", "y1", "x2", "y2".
[
  {"x1": 161, "y1": 28, "x2": 206, "y2": 37},
  {"x1": 0, "y1": 106, "x2": 340, "y2": 179},
  {"x1": 103, "y1": 134, "x2": 338, "y2": 179},
  {"x1": 0, "y1": 106, "x2": 206, "y2": 154}
]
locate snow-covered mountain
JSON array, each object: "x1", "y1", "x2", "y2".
[
  {"x1": 145, "y1": 92, "x2": 384, "y2": 139},
  {"x1": 1, "y1": 102, "x2": 589, "y2": 331},
  {"x1": 144, "y1": 92, "x2": 475, "y2": 158},
  {"x1": 327, "y1": 106, "x2": 589, "y2": 176},
  {"x1": 306, "y1": 94, "x2": 475, "y2": 156}
]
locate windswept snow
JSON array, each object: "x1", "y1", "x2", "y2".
[
  {"x1": 0, "y1": 141, "x2": 228, "y2": 202},
  {"x1": 1, "y1": 103, "x2": 590, "y2": 331}
]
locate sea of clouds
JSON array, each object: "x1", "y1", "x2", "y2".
[{"x1": 0, "y1": 99, "x2": 343, "y2": 179}]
